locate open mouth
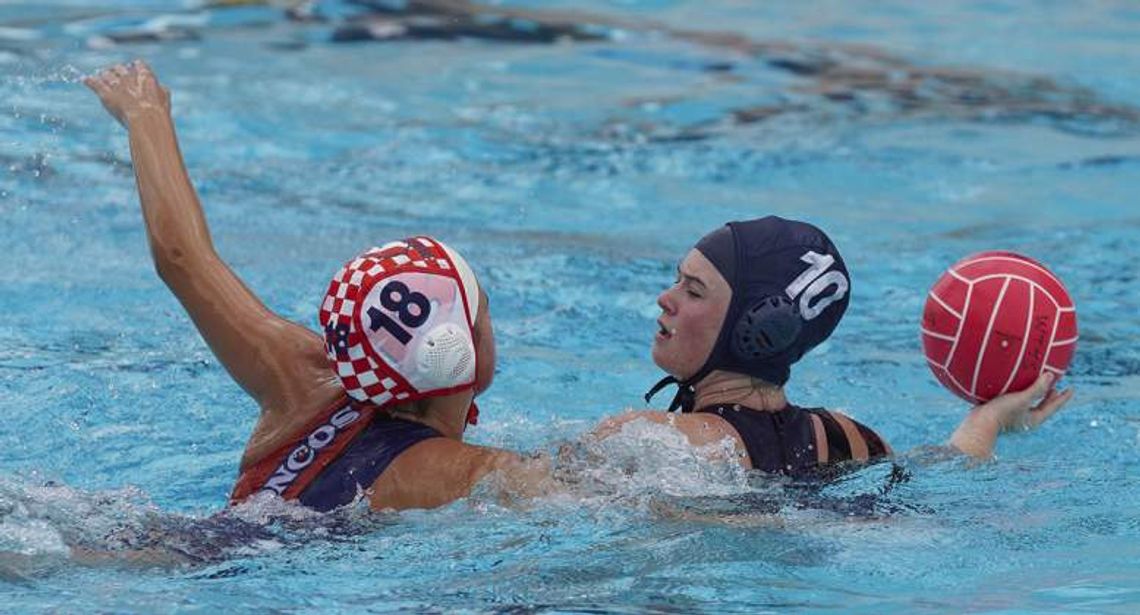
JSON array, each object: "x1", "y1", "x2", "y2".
[{"x1": 656, "y1": 320, "x2": 671, "y2": 340}]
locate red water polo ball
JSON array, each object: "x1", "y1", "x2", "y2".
[{"x1": 922, "y1": 251, "x2": 1078, "y2": 404}]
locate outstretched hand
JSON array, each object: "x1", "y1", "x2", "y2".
[
  {"x1": 980, "y1": 372, "x2": 1073, "y2": 433},
  {"x1": 949, "y1": 372, "x2": 1074, "y2": 459},
  {"x1": 83, "y1": 60, "x2": 170, "y2": 129}
]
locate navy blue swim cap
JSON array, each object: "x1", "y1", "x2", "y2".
[{"x1": 647, "y1": 216, "x2": 851, "y2": 412}]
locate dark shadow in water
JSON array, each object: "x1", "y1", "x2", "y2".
[
  {"x1": 22, "y1": 0, "x2": 1136, "y2": 142},
  {"x1": 656, "y1": 460, "x2": 932, "y2": 524},
  {"x1": 60, "y1": 504, "x2": 403, "y2": 571},
  {"x1": 324, "y1": 1, "x2": 1140, "y2": 139}
]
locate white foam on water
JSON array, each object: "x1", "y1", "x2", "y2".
[{"x1": 537, "y1": 417, "x2": 757, "y2": 512}]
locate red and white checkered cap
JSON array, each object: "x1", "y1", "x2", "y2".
[{"x1": 319, "y1": 236, "x2": 481, "y2": 408}]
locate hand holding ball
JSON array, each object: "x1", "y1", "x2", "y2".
[{"x1": 922, "y1": 251, "x2": 1078, "y2": 404}]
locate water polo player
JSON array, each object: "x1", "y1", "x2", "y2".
[
  {"x1": 85, "y1": 61, "x2": 549, "y2": 512},
  {"x1": 598, "y1": 216, "x2": 1073, "y2": 469}
]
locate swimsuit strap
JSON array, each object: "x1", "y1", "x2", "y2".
[
  {"x1": 298, "y1": 414, "x2": 443, "y2": 512},
  {"x1": 696, "y1": 404, "x2": 890, "y2": 476},
  {"x1": 230, "y1": 398, "x2": 377, "y2": 505},
  {"x1": 805, "y1": 408, "x2": 891, "y2": 463}
]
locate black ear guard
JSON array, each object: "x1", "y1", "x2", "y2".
[{"x1": 731, "y1": 295, "x2": 802, "y2": 361}]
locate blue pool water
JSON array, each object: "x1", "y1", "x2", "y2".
[{"x1": 2, "y1": 1, "x2": 1139, "y2": 612}]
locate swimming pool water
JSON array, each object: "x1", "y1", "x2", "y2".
[{"x1": 2, "y1": 1, "x2": 1139, "y2": 612}]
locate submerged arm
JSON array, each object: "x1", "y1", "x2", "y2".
[{"x1": 84, "y1": 61, "x2": 337, "y2": 416}]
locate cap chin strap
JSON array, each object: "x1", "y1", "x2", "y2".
[{"x1": 645, "y1": 366, "x2": 711, "y2": 413}]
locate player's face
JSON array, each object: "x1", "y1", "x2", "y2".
[{"x1": 652, "y1": 249, "x2": 732, "y2": 381}]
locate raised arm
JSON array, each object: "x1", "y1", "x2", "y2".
[
  {"x1": 84, "y1": 61, "x2": 339, "y2": 417},
  {"x1": 949, "y1": 372, "x2": 1073, "y2": 459}
]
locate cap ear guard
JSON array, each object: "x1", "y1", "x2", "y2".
[
  {"x1": 730, "y1": 295, "x2": 803, "y2": 361},
  {"x1": 415, "y1": 322, "x2": 476, "y2": 389}
]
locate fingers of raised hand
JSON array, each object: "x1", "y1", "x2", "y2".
[
  {"x1": 1028, "y1": 386, "x2": 1074, "y2": 428},
  {"x1": 85, "y1": 66, "x2": 119, "y2": 89},
  {"x1": 82, "y1": 74, "x2": 108, "y2": 94},
  {"x1": 132, "y1": 59, "x2": 154, "y2": 75},
  {"x1": 86, "y1": 61, "x2": 143, "y2": 88},
  {"x1": 1022, "y1": 371, "x2": 1056, "y2": 402},
  {"x1": 101, "y1": 67, "x2": 124, "y2": 87}
]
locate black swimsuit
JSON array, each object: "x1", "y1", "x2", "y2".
[{"x1": 696, "y1": 403, "x2": 889, "y2": 477}]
